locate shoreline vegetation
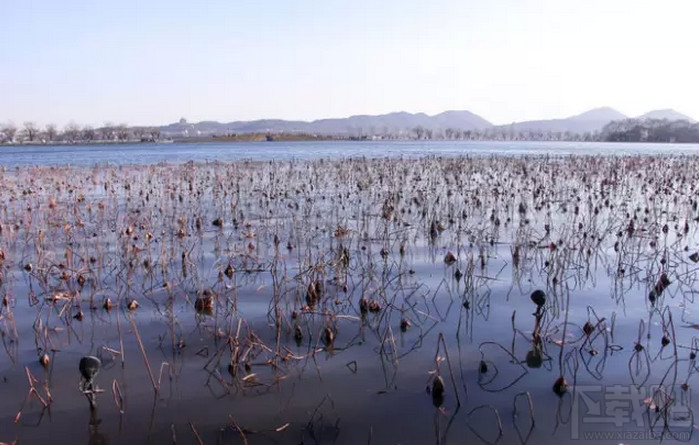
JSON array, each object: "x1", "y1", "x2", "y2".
[{"x1": 2, "y1": 117, "x2": 699, "y2": 146}]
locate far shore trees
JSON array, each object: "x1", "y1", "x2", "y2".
[
  {"x1": 1, "y1": 123, "x2": 18, "y2": 143},
  {"x1": 2, "y1": 116, "x2": 698, "y2": 144},
  {"x1": 601, "y1": 118, "x2": 699, "y2": 143},
  {"x1": 64, "y1": 122, "x2": 81, "y2": 142},
  {"x1": 116, "y1": 124, "x2": 129, "y2": 141},
  {"x1": 22, "y1": 121, "x2": 38, "y2": 142},
  {"x1": 133, "y1": 127, "x2": 146, "y2": 141},
  {"x1": 82, "y1": 125, "x2": 96, "y2": 142},
  {"x1": 45, "y1": 124, "x2": 57, "y2": 141},
  {"x1": 100, "y1": 122, "x2": 115, "y2": 141}
]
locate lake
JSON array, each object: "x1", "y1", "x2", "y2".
[
  {"x1": 2, "y1": 140, "x2": 699, "y2": 166},
  {"x1": 0, "y1": 142, "x2": 698, "y2": 445}
]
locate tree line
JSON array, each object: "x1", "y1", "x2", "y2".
[
  {"x1": 349, "y1": 120, "x2": 698, "y2": 143},
  {"x1": 360, "y1": 126, "x2": 601, "y2": 142},
  {"x1": 3, "y1": 119, "x2": 697, "y2": 144},
  {"x1": 0, "y1": 121, "x2": 161, "y2": 144},
  {"x1": 600, "y1": 118, "x2": 699, "y2": 143}
]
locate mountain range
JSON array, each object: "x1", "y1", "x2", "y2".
[{"x1": 161, "y1": 108, "x2": 696, "y2": 137}]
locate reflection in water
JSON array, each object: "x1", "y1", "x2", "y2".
[
  {"x1": 2, "y1": 154, "x2": 699, "y2": 444},
  {"x1": 88, "y1": 407, "x2": 107, "y2": 445}
]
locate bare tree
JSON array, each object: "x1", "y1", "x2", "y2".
[
  {"x1": 133, "y1": 127, "x2": 146, "y2": 141},
  {"x1": 116, "y1": 124, "x2": 129, "y2": 141},
  {"x1": 23, "y1": 122, "x2": 39, "y2": 142},
  {"x1": 149, "y1": 128, "x2": 161, "y2": 141},
  {"x1": 45, "y1": 124, "x2": 58, "y2": 142},
  {"x1": 100, "y1": 122, "x2": 114, "y2": 141},
  {"x1": 413, "y1": 126, "x2": 425, "y2": 140},
  {"x1": 64, "y1": 122, "x2": 81, "y2": 142},
  {"x1": 82, "y1": 125, "x2": 96, "y2": 142},
  {"x1": 1, "y1": 123, "x2": 18, "y2": 143}
]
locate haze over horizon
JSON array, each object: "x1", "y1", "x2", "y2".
[{"x1": 2, "y1": 0, "x2": 697, "y2": 128}]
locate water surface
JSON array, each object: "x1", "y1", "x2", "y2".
[
  {"x1": 0, "y1": 148, "x2": 697, "y2": 445},
  {"x1": 2, "y1": 140, "x2": 699, "y2": 167}
]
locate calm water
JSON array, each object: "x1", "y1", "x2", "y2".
[
  {"x1": 1, "y1": 147, "x2": 699, "y2": 445},
  {"x1": 2, "y1": 140, "x2": 699, "y2": 166}
]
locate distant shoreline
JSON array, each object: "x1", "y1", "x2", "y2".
[
  {"x1": 0, "y1": 140, "x2": 172, "y2": 147},
  {"x1": 0, "y1": 134, "x2": 349, "y2": 146},
  {"x1": 175, "y1": 133, "x2": 342, "y2": 143},
  {"x1": 3, "y1": 134, "x2": 699, "y2": 147}
]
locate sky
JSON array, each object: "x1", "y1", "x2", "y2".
[{"x1": 1, "y1": 0, "x2": 697, "y2": 128}]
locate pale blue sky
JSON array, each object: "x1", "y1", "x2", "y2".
[{"x1": 2, "y1": 0, "x2": 697, "y2": 127}]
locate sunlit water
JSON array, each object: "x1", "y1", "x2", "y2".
[
  {"x1": 0, "y1": 144, "x2": 698, "y2": 445},
  {"x1": 2, "y1": 140, "x2": 699, "y2": 167}
]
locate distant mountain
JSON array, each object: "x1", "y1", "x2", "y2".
[
  {"x1": 310, "y1": 112, "x2": 428, "y2": 134},
  {"x1": 496, "y1": 107, "x2": 628, "y2": 134},
  {"x1": 160, "y1": 107, "x2": 697, "y2": 138},
  {"x1": 637, "y1": 109, "x2": 696, "y2": 123},
  {"x1": 160, "y1": 119, "x2": 310, "y2": 135},
  {"x1": 308, "y1": 110, "x2": 493, "y2": 134},
  {"x1": 568, "y1": 107, "x2": 628, "y2": 122},
  {"x1": 432, "y1": 110, "x2": 493, "y2": 130},
  {"x1": 160, "y1": 110, "x2": 493, "y2": 137}
]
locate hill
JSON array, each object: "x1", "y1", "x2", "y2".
[
  {"x1": 161, "y1": 111, "x2": 492, "y2": 137},
  {"x1": 637, "y1": 109, "x2": 695, "y2": 123},
  {"x1": 159, "y1": 107, "x2": 697, "y2": 140},
  {"x1": 494, "y1": 107, "x2": 628, "y2": 135}
]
